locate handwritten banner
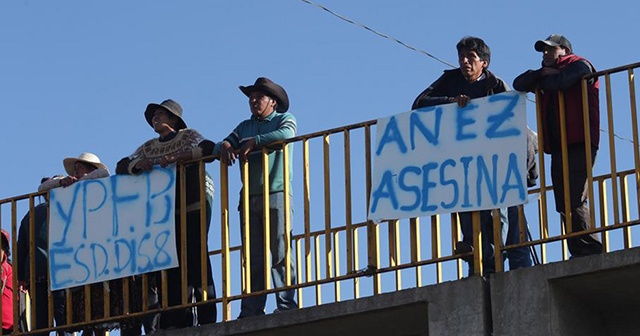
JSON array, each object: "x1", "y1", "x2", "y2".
[
  {"x1": 368, "y1": 91, "x2": 528, "y2": 222},
  {"x1": 48, "y1": 166, "x2": 178, "y2": 290}
]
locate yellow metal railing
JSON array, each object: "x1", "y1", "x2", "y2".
[{"x1": 1, "y1": 62, "x2": 639, "y2": 334}]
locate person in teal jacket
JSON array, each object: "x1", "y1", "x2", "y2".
[{"x1": 215, "y1": 77, "x2": 298, "y2": 318}]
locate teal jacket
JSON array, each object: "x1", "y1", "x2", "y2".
[{"x1": 214, "y1": 111, "x2": 297, "y2": 196}]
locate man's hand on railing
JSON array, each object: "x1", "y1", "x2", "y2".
[
  {"x1": 239, "y1": 138, "x2": 257, "y2": 162},
  {"x1": 220, "y1": 141, "x2": 238, "y2": 166},
  {"x1": 134, "y1": 158, "x2": 155, "y2": 172}
]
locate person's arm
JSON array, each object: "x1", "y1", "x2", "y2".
[
  {"x1": 254, "y1": 113, "x2": 297, "y2": 146},
  {"x1": 78, "y1": 168, "x2": 110, "y2": 181},
  {"x1": 160, "y1": 130, "x2": 215, "y2": 166},
  {"x1": 115, "y1": 157, "x2": 132, "y2": 175},
  {"x1": 411, "y1": 74, "x2": 452, "y2": 109},
  {"x1": 116, "y1": 143, "x2": 152, "y2": 175},
  {"x1": 513, "y1": 69, "x2": 543, "y2": 92},
  {"x1": 37, "y1": 176, "x2": 64, "y2": 192},
  {"x1": 536, "y1": 60, "x2": 593, "y2": 91},
  {"x1": 212, "y1": 123, "x2": 244, "y2": 165}
]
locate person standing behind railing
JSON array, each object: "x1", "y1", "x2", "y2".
[
  {"x1": 115, "y1": 99, "x2": 217, "y2": 332},
  {"x1": 214, "y1": 77, "x2": 298, "y2": 318},
  {"x1": 34, "y1": 153, "x2": 114, "y2": 335},
  {"x1": 1, "y1": 229, "x2": 14, "y2": 335},
  {"x1": 18, "y1": 153, "x2": 110, "y2": 336},
  {"x1": 513, "y1": 34, "x2": 603, "y2": 258},
  {"x1": 412, "y1": 36, "x2": 533, "y2": 276}
]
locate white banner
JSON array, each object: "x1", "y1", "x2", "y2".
[
  {"x1": 368, "y1": 91, "x2": 528, "y2": 222},
  {"x1": 48, "y1": 166, "x2": 178, "y2": 290}
]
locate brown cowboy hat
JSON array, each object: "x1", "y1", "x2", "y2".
[
  {"x1": 63, "y1": 152, "x2": 110, "y2": 176},
  {"x1": 239, "y1": 77, "x2": 289, "y2": 113},
  {"x1": 144, "y1": 99, "x2": 187, "y2": 130}
]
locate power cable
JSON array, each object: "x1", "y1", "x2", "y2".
[
  {"x1": 297, "y1": 0, "x2": 456, "y2": 69},
  {"x1": 297, "y1": 0, "x2": 638, "y2": 147}
]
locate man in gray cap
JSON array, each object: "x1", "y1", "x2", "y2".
[
  {"x1": 214, "y1": 77, "x2": 298, "y2": 318},
  {"x1": 513, "y1": 34, "x2": 603, "y2": 258}
]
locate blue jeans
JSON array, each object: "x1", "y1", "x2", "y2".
[
  {"x1": 239, "y1": 192, "x2": 297, "y2": 318},
  {"x1": 459, "y1": 206, "x2": 532, "y2": 276}
]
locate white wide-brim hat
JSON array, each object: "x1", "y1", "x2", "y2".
[{"x1": 63, "y1": 152, "x2": 109, "y2": 176}]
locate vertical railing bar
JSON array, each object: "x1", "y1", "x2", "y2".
[
  {"x1": 430, "y1": 215, "x2": 442, "y2": 283},
  {"x1": 283, "y1": 144, "x2": 292, "y2": 287},
  {"x1": 604, "y1": 74, "x2": 620, "y2": 226},
  {"x1": 219, "y1": 161, "x2": 231, "y2": 321},
  {"x1": 179, "y1": 163, "x2": 188, "y2": 306},
  {"x1": 492, "y1": 209, "x2": 504, "y2": 273},
  {"x1": 241, "y1": 160, "x2": 251, "y2": 295},
  {"x1": 598, "y1": 179, "x2": 610, "y2": 252},
  {"x1": 262, "y1": 148, "x2": 272, "y2": 291},
  {"x1": 410, "y1": 217, "x2": 422, "y2": 287},
  {"x1": 323, "y1": 134, "x2": 333, "y2": 282},
  {"x1": 302, "y1": 139, "x2": 312, "y2": 286},
  {"x1": 534, "y1": 90, "x2": 549, "y2": 265}
]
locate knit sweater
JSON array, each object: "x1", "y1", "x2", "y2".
[{"x1": 116, "y1": 128, "x2": 215, "y2": 210}]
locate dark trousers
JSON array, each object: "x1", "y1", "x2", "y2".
[
  {"x1": 30, "y1": 283, "x2": 70, "y2": 336},
  {"x1": 159, "y1": 204, "x2": 217, "y2": 329},
  {"x1": 459, "y1": 207, "x2": 533, "y2": 276},
  {"x1": 120, "y1": 275, "x2": 160, "y2": 336},
  {"x1": 551, "y1": 145, "x2": 603, "y2": 257},
  {"x1": 238, "y1": 193, "x2": 297, "y2": 318}
]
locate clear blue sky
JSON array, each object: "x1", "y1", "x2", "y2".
[
  {"x1": 2, "y1": 0, "x2": 638, "y2": 199},
  {"x1": 1, "y1": 0, "x2": 639, "y2": 331}
]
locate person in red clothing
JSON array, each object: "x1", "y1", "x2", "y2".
[
  {"x1": 1, "y1": 229, "x2": 14, "y2": 335},
  {"x1": 513, "y1": 34, "x2": 602, "y2": 258}
]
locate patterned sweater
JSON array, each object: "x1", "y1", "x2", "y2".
[{"x1": 116, "y1": 128, "x2": 214, "y2": 210}]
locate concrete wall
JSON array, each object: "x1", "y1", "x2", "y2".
[
  {"x1": 156, "y1": 247, "x2": 640, "y2": 336},
  {"x1": 157, "y1": 276, "x2": 489, "y2": 336},
  {"x1": 491, "y1": 247, "x2": 640, "y2": 336}
]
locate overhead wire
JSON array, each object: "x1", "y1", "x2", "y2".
[{"x1": 297, "y1": 0, "x2": 638, "y2": 147}]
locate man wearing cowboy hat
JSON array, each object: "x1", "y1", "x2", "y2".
[
  {"x1": 116, "y1": 98, "x2": 217, "y2": 333},
  {"x1": 214, "y1": 77, "x2": 298, "y2": 318},
  {"x1": 38, "y1": 152, "x2": 110, "y2": 192}
]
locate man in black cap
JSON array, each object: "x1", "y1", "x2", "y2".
[
  {"x1": 116, "y1": 99, "x2": 217, "y2": 332},
  {"x1": 513, "y1": 34, "x2": 603, "y2": 258},
  {"x1": 214, "y1": 77, "x2": 298, "y2": 318}
]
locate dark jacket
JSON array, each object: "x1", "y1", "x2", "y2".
[
  {"x1": 513, "y1": 54, "x2": 599, "y2": 153},
  {"x1": 17, "y1": 203, "x2": 49, "y2": 283},
  {"x1": 412, "y1": 69, "x2": 508, "y2": 110},
  {"x1": 412, "y1": 68, "x2": 538, "y2": 186}
]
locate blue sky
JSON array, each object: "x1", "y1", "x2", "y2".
[
  {"x1": 2, "y1": 0, "x2": 638, "y2": 198},
  {"x1": 2, "y1": 0, "x2": 639, "y2": 330}
]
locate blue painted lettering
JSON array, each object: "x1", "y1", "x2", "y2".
[
  {"x1": 476, "y1": 155, "x2": 499, "y2": 207},
  {"x1": 500, "y1": 153, "x2": 526, "y2": 202},
  {"x1": 370, "y1": 170, "x2": 399, "y2": 213},
  {"x1": 153, "y1": 230, "x2": 173, "y2": 267},
  {"x1": 410, "y1": 107, "x2": 442, "y2": 148},
  {"x1": 376, "y1": 116, "x2": 407, "y2": 156},
  {"x1": 456, "y1": 105, "x2": 478, "y2": 141},
  {"x1": 49, "y1": 247, "x2": 74, "y2": 289},
  {"x1": 486, "y1": 94, "x2": 521, "y2": 139},
  {"x1": 420, "y1": 163, "x2": 438, "y2": 212},
  {"x1": 398, "y1": 166, "x2": 421, "y2": 211},
  {"x1": 439, "y1": 159, "x2": 458, "y2": 209}
]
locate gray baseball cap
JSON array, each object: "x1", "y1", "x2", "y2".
[{"x1": 534, "y1": 34, "x2": 572, "y2": 53}]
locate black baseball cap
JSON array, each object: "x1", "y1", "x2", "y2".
[{"x1": 534, "y1": 34, "x2": 572, "y2": 53}]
